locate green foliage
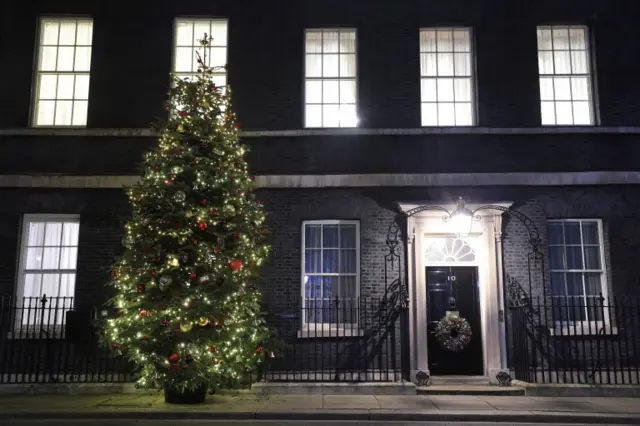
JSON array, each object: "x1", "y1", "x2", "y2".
[{"x1": 104, "y1": 38, "x2": 271, "y2": 393}]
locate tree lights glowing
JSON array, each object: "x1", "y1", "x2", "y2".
[{"x1": 104, "y1": 36, "x2": 271, "y2": 394}]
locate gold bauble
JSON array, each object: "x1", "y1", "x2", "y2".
[
  {"x1": 180, "y1": 322, "x2": 193, "y2": 333},
  {"x1": 177, "y1": 124, "x2": 184, "y2": 132},
  {"x1": 198, "y1": 317, "x2": 209, "y2": 327}
]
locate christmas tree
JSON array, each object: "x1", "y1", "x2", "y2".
[{"x1": 104, "y1": 36, "x2": 271, "y2": 396}]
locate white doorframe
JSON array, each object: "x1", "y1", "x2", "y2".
[{"x1": 399, "y1": 201, "x2": 512, "y2": 384}]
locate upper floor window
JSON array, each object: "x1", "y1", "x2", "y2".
[
  {"x1": 537, "y1": 26, "x2": 594, "y2": 125},
  {"x1": 301, "y1": 220, "x2": 359, "y2": 334},
  {"x1": 17, "y1": 215, "x2": 80, "y2": 331},
  {"x1": 33, "y1": 18, "x2": 93, "y2": 127},
  {"x1": 548, "y1": 219, "x2": 608, "y2": 328},
  {"x1": 174, "y1": 19, "x2": 228, "y2": 88},
  {"x1": 304, "y1": 29, "x2": 358, "y2": 128},
  {"x1": 419, "y1": 28, "x2": 475, "y2": 126}
]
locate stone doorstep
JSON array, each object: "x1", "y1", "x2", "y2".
[
  {"x1": 417, "y1": 385, "x2": 526, "y2": 396},
  {"x1": 512, "y1": 380, "x2": 640, "y2": 397},
  {"x1": 252, "y1": 381, "x2": 417, "y2": 395}
]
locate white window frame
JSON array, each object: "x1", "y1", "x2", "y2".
[
  {"x1": 14, "y1": 214, "x2": 80, "y2": 338},
  {"x1": 32, "y1": 17, "x2": 94, "y2": 127},
  {"x1": 419, "y1": 27, "x2": 476, "y2": 126},
  {"x1": 536, "y1": 25, "x2": 595, "y2": 126},
  {"x1": 304, "y1": 28, "x2": 358, "y2": 129},
  {"x1": 172, "y1": 18, "x2": 229, "y2": 88},
  {"x1": 547, "y1": 218, "x2": 612, "y2": 335},
  {"x1": 300, "y1": 219, "x2": 361, "y2": 338}
]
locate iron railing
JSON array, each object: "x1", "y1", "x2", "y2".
[
  {"x1": 0, "y1": 295, "x2": 133, "y2": 384},
  {"x1": 262, "y1": 296, "x2": 405, "y2": 382},
  {"x1": 510, "y1": 294, "x2": 640, "y2": 385}
]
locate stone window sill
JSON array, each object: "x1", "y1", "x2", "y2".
[
  {"x1": 297, "y1": 328, "x2": 364, "y2": 339},
  {"x1": 548, "y1": 326, "x2": 618, "y2": 337}
]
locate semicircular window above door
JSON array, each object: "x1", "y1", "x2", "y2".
[{"x1": 425, "y1": 237, "x2": 476, "y2": 263}]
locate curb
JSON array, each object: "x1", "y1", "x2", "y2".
[{"x1": 4, "y1": 410, "x2": 640, "y2": 424}]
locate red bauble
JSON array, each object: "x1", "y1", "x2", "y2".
[
  {"x1": 139, "y1": 310, "x2": 147, "y2": 318},
  {"x1": 234, "y1": 233, "x2": 241, "y2": 239},
  {"x1": 189, "y1": 161, "x2": 197, "y2": 168},
  {"x1": 256, "y1": 346, "x2": 263, "y2": 353},
  {"x1": 235, "y1": 122, "x2": 241, "y2": 129},
  {"x1": 209, "y1": 345, "x2": 216, "y2": 353},
  {"x1": 260, "y1": 227, "x2": 266, "y2": 233},
  {"x1": 209, "y1": 208, "x2": 216, "y2": 215},
  {"x1": 179, "y1": 111, "x2": 186, "y2": 117},
  {"x1": 183, "y1": 364, "x2": 189, "y2": 369},
  {"x1": 151, "y1": 271, "x2": 157, "y2": 276},
  {"x1": 230, "y1": 259, "x2": 243, "y2": 271},
  {"x1": 165, "y1": 179, "x2": 174, "y2": 185},
  {"x1": 143, "y1": 336, "x2": 149, "y2": 340},
  {"x1": 189, "y1": 273, "x2": 197, "y2": 280},
  {"x1": 173, "y1": 223, "x2": 182, "y2": 230},
  {"x1": 201, "y1": 199, "x2": 208, "y2": 206},
  {"x1": 213, "y1": 247, "x2": 221, "y2": 254},
  {"x1": 168, "y1": 353, "x2": 180, "y2": 363},
  {"x1": 198, "y1": 222, "x2": 208, "y2": 231},
  {"x1": 137, "y1": 284, "x2": 144, "y2": 293}
]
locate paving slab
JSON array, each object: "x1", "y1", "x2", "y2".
[
  {"x1": 322, "y1": 394, "x2": 380, "y2": 409},
  {"x1": 97, "y1": 394, "x2": 162, "y2": 407},
  {"x1": 374, "y1": 394, "x2": 439, "y2": 410},
  {"x1": 481, "y1": 396, "x2": 560, "y2": 411},
  {"x1": 264, "y1": 394, "x2": 323, "y2": 410},
  {"x1": 428, "y1": 395, "x2": 495, "y2": 410}
]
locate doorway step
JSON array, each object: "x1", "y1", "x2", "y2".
[{"x1": 417, "y1": 376, "x2": 525, "y2": 396}]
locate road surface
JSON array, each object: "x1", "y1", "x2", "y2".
[{"x1": 2, "y1": 421, "x2": 623, "y2": 426}]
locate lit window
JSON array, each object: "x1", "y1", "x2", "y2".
[
  {"x1": 33, "y1": 18, "x2": 93, "y2": 127},
  {"x1": 304, "y1": 29, "x2": 358, "y2": 128},
  {"x1": 419, "y1": 28, "x2": 475, "y2": 126},
  {"x1": 174, "y1": 19, "x2": 228, "y2": 88},
  {"x1": 537, "y1": 26, "x2": 594, "y2": 125},
  {"x1": 302, "y1": 220, "x2": 359, "y2": 331},
  {"x1": 17, "y1": 215, "x2": 79, "y2": 330},
  {"x1": 548, "y1": 219, "x2": 608, "y2": 327}
]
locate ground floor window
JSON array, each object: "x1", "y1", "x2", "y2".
[
  {"x1": 301, "y1": 220, "x2": 359, "y2": 332},
  {"x1": 16, "y1": 215, "x2": 79, "y2": 331},
  {"x1": 547, "y1": 218, "x2": 609, "y2": 329}
]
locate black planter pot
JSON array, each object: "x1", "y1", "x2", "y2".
[{"x1": 164, "y1": 384, "x2": 208, "y2": 404}]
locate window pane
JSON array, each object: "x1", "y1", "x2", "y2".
[
  {"x1": 40, "y1": 47, "x2": 58, "y2": 71},
  {"x1": 42, "y1": 247, "x2": 61, "y2": 269},
  {"x1": 39, "y1": 74, "x2": 57, "y2": 99},
  {"x1": 322, "y1": 249, "x2": 339, "y2": 273},
  {"x1": 565, "y1": 246, "x2": 583, "y2": 269},
  {"x1": 175, "y1": 22, "x2": 193, "y2": 46},
  {"x1": 322, "y1": 276, "x2": 337, "y2": 299},
  {"x1": 339, "y1": 79, "x2": 356, "y2": 103},
  {"x1": 304, "y1": 250, "x2": 321, "y2": 273},
  {"x1": 56, "y1": 46, "x2": 75, "y2": 71},
  {"x1": 74, "y1": 75, "x2": 90, "y2": 99},
  {"x1": 44, "y1": 223, "x2": 62, "y2": 245},
  {"x1": 452, "y1": 30, "x2": 470, "y2": 52},
  {"x1": 322, "y1": 80, "x2": 339, "y2": 103},
  {"x1": 210, "y1": 20, "x2": 227, "y2": 45},
  {"x1": 553, "y1": 77, "x2": 571, "y2": 100},
  {"x1": 339, "y1": 32, "x2": 355, "y2": 53},
  {"x1": 28, "y1": 223, "x2": 46, "y2": 246},
  {"x1": 322, "y1": 225, "x2": 339, "y2": 247},
  {"x1": 322, "y1": 104, "x2": 340, "y2": 127},
  {"x1": 42, "y1": 21, "x2": 60, "y2": 44},
  {"x1": 581, "y1": 221, "x2": 599, "y2": 245},
  {"x1": 72, "y1": 101, "x2": 88, "y2": 126},
  {"x1": 76, "y1": 21, "x2": 93, "y2": 45},
  {"x1": 339, "y1": 224, "x2": 356, "y2": 248},
  {"x1": 421, "y1": 53, "x2": 437, "y2": 76},
  {"x1": 454, "y1": 79, "x2": 471, "y2": 102},
  {"x1": 453, "y1": 53, "x2": 470, "y2": 76},
  {"x1": 422, "y1": 102, "x2": 438, "y2": 126},
  {"x1": 304, "y1": 276, "x2": 322, "y2": 299},
  {"x1": 437, "y1": 103, "x2": 455, "y2": 125},
  {"x1": 436, "y1": 30, "x2": 453, "y2": 51},
  {"x1": 304, "y1": 225, "x2": 322, "y2": 247},
  {"x1": 421, "y1": 79, "x2": 437, "y2": 102},
  {"x1": 41, "y1": 274, "x2": 61, "y2": 298},
  {"x1": 56, "y1": 74, "x2": 74, "y2": 99},
  {"x1": 420, "y1": 30, "x2": 437, "y2": 52},
  {"x1": 175, "y1": 47, "x2": 194, "y2": 72},
  {"x1": 572, "y1": 102, "x2": 590, "y2": 125},
  {"x1": 24, "y1": 274, "x2": 43, "y2": 298},
  {"x1": 550, "y1": 272, "x2": 566, "y2": 296},
  {"x1": 564, "y1": 222, "x2": 581, "y2": 244},
  {"x1": 548, "y1": 222, "x2": 564, "y2": 244},
  {"x1": 322, "y1": 54, "x2": 339, "y2": 77},
  {"x1": 305, "y1": 80, "x2": 322, "y2": 104},
  {"x1": 583, "y1": 247, "x2": 601, "y2": 269},
  {"x1": 437, "y1": 53, "x2": 454, "y2": 76},
  {"x1": 454, "y1": 103, "x2": 472, "y2": 125},
  {"x1": 436, "y1": 78, "x2": 454, "y2": 101},
  {"x1": 555, "y1": 101, "x2": 573, "y2": 125},
  {"x1": 305, "y1": 54, "x2": 322, "y2": 77},
  {"x1": 339, "y1": 54, "x2": 356, "y2": 77},
  {"x1": 549, "y1": 246, "x2": 564, "y2": 270},
  {"x1": 60, "y1": 247, "x2": 78, "y2": 269},
  {"x1": 26, "y1": 247, "x2": 44, "y2": 270},
  {"x1": 74, "y1": 47, "x2": 92, "y2": 71},
  {"x1": 305, "y1": 105, "x2": 322, "y2": 127},
  {"x1": 565, "y1": 273, "x2": 584, "y2": 295},
  {"x1": 339, "y1": 249, "x2": 356, "y2": 273},
  {"x1": 323, "y1": 32, "x2": 339, "y2": 53}
]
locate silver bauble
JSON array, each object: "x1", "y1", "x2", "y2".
[{"x1": 173, "y1": 191, "x2": 186, "y2": 203}]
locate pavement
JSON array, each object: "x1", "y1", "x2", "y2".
[{"x1": 1, "y1": 392, "x2": 639, "y2": 424}]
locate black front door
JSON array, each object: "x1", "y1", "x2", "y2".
[{"x1": 426, "y1": 266, "x2": 483, "y2": 375}]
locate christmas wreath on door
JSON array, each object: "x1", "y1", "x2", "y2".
[{"x1": 434, "y1": 313, "x2": 472, "y2": 352}]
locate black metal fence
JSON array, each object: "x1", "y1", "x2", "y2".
[
  {"x1": 511, "y1": 295, "x2": 640, "y2": 384},
  {"x1": 262, "y1": 296, "x2": 406, "y2": 382},
  {"x1": 0, "y1": 295, "x2": 133, "y2": 384}
]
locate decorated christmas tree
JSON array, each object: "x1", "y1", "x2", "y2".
[{"x1": 104, "y1": 36, "x2": 271, "y2": 400}]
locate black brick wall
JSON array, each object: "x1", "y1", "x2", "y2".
[{"x1": 1, "y1": 0, "x2": 639, "y2": 129}]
